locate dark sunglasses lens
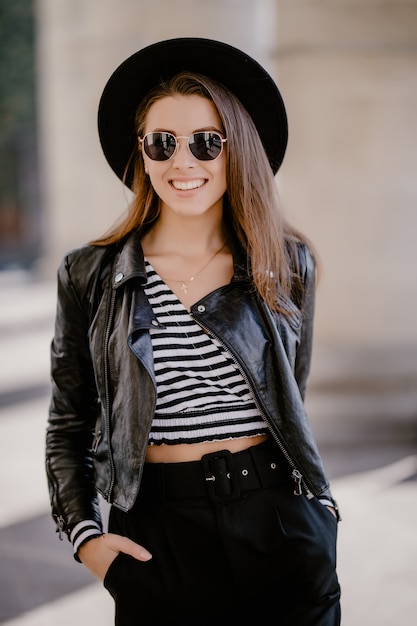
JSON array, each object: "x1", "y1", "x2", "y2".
[
  {"x1": 189, "y1": 132, "x2": 223, "y2": 161},
  {"x1": 144, "y1": 133, "x2": 176, "y2": 161}
]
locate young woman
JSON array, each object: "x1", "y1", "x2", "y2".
[{"x1": 46, "y1": 38, "x2": 341, "y2": 625}]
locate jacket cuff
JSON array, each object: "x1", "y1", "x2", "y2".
[{"x1": 70, "y1": 520, "x2": 103, "y2": 562}]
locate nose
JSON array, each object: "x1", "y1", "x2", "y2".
[{"x1": 172, "y1": 136, "x2": 195, "y2": 167}]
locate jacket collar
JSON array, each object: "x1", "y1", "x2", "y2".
[
  {"x1": 112, "y1": 230, "x2": 147, "y2": 289},
  {"x1": 228, "y1": 234, "x2": 250, "y2": 283},
  {"x1": 111, "y1": 228, "x2": 250, "y2": 289}
]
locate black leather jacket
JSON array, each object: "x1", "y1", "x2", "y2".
[{"x1": 46, "y1": 230, "x2": 335, "y2": 538}]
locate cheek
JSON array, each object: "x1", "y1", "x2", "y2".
[{"x1": 146, "y1": 162, "x2": 166, "y2": 183}]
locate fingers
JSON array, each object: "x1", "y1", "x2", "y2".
[
  {"x1": 78, "y1": 533, "x2": 152, "y2": 582},
  {"x1": 103, "y1": 533, "x2": 152, "y2": 561},
  {"x1": 325, "y1": 505, "x2": 338, "y2": 519}
]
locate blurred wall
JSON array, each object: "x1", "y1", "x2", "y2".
[
  {"x1": 36, "y1": 0, "x2": 417, "y2": 423},
  {"x1": 276, "y1": 1, "x2": 417, "y2": 358}
]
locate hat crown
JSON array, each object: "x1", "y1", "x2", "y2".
[{"x1": 98, "y1": 37, "x2": 288, "y2": 187}]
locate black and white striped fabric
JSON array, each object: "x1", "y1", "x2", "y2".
[{"x1": 144, "y1": 260, "x2": 268, "y2": 445}]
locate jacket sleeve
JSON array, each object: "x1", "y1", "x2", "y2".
[
  {"x1": 293, "y1": 244, "x2": 316, "y2": 401},
  {"x1": 46, "y1": 251, "x2": 102, "y2": 540}
]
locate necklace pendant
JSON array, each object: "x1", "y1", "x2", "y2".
[{"x1": 181, "y1": 281, "x2": 188, "y2": 294}]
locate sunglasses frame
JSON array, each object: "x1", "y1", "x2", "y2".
[{"x1": 139, "y1": 131, "x2": 227, "y2": 162}]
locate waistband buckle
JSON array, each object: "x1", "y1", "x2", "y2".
[{"x1": 201, "y1": 449, "x2": 241, "y2": 503}]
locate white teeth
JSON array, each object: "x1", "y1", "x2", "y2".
[{"x1": 171, "y1": 179, "x2": 205, "y2": 190}]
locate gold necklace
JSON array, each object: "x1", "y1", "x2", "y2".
[{"x1": 158, "y1": 240, "x2": 227, "y2": 295}]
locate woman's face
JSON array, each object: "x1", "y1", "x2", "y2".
[{"x1": 141, "y1": 94, "x2": 227, "y2": 221}]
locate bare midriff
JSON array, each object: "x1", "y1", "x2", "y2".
[{"x1": 145, "y1": 434, "x2": 270, "y2": 463}]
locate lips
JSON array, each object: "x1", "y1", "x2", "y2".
[{"x1": 170, "y1": 178, "x2": 206, "y2": 191}]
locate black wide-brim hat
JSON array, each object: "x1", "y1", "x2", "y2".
[{"x1": 98, "y1": 37, "x2": 288, "y2": 188}]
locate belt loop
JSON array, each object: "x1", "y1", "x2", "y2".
[{"x1": 248, "y1": 443, "x2": 265, "y2": 486}]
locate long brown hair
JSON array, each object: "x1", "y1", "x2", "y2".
[{"x1": 91, "y1": 71, "x2": 317, "y2": 312}]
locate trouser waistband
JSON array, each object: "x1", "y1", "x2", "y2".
[{"x1": 140, "y1": 439, "x2": 288, "y2": 504}]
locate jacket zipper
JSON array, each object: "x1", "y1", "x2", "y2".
[
  {"x1": 46, "y1": 458, "x2": 67, "y2": 539},
  {"x1": 258, "y1": 300, "x2": 316, "y2": 499},
  {"x1": 102, "y1": 286, "x2": 117, "y2": 501},
  {"x1": 190, "y1": 313, "x2": 314, "y2": 500},
  {"x1": 56, "y1": 515, "x2": 65, "y2": 540}
]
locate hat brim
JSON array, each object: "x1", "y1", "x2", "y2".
[{"x1": 98, "y1": 37, "x2": 288, "y2": 187}]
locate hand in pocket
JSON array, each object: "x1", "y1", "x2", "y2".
[{"x1": 78, "y1": 532, "x2": 152, "y2": 581}]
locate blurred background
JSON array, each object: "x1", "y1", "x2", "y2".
[{"x1": 0, "y1": 0, "x2": 416, "y2": 624}]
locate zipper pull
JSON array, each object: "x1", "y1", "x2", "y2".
[
  {"x1": 92, "y1": 430, "x2": 102, "y2": 454},
  {"x1": 57, "y1": 515, "x2": 65, "y2": 541},
  {"x1": 291, "y1": 469, "x2": 303, "y2": 496}
]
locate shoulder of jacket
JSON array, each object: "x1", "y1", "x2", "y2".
[
  {"x1": 63, "y1": 243, "x2": 117, "y2": 277},
  {"x1": 286, "y1": 241, "x2": 316, "y2": 314},
  {"x1": 58, "y1": 243, "x2": 120, "y2": 306},
  {"x1": 293, "y1": 241, "x2": 315, "y2": 283},
  {"x1": 63, "y1": 243, "x2": 109, "y2": 267}
]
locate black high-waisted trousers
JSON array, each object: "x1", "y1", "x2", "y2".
[{"x1": 104, "y1": 441, "x2": 341, "y2": 626}]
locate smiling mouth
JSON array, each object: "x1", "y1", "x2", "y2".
[{"x1": 170, "y1": 179, "x2": 206, "y2": 191}]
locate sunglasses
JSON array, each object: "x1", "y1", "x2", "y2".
[{"x1": 139, "y1": 131, "x2": 227, "y2": 162}]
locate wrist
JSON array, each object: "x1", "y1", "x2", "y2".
[{"x1": 70, "y1": 520, "x2": 103, "y2": 562}]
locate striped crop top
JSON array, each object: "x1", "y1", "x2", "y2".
[{"x1": 143, "y1": 260, "x2": 269, "y2": 445}]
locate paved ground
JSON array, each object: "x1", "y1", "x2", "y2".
[{"x1": 0, "y1": 270, "x2": 416, "y2": 625}]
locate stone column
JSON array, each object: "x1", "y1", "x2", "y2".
[{"x1": 275, "y1": 0, "x2": 417, "y2": 436}]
